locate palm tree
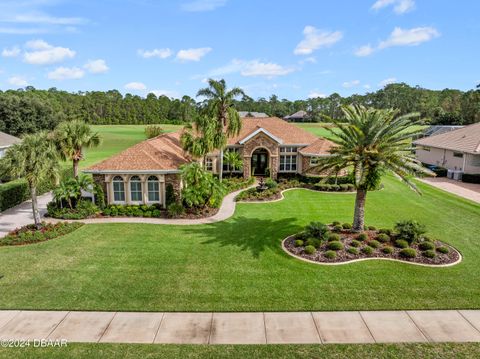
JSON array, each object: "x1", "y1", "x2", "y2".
[
  {"x1": 223, "y1": 150, "x2": 243, "y2": 176},
  {"x1": 313, "y1": 105, "x2": 433, "y2": 232},
  {"x1": 197, "y1": 79, "x2": 244, "y2": 181},
  {"x1": 53, "y1": 120, "x2": 101, "y2": 178},
  {"x1": 0, "y1": 132, "x2": 59, "y2": 228}
]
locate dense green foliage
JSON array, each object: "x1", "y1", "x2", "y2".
[{"x1": 180, "y1": 162, "x2": 225, "y2": 208}]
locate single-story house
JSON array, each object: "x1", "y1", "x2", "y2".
[
  {"x1": 0, "y1": 131, "x2": 21, "y2": 158},
  {"x1": 84, "y1": 117, "x2": 335, "y2": 206},
  {"x1": 284, "y1": 110, "x2": 310, "y2": 122},
  {"x1": 237, "y1": 111, "x2": 269, "y2": 118},
  {"x1": 413, "y1": 122, "x2": 480, "y2": 175}
]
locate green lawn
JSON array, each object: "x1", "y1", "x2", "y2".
[
  {"x1": 2, "y1": 343, "x2": 480, "y2": 359},
  {"x1": 0, "y1": 176, "x2": 479, "y2": 312}
]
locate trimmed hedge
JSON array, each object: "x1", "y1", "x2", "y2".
[{"x1": 462, "y1": 173, "x2": 480, "y2": 184}]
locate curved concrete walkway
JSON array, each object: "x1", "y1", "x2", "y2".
[
  {"x1": 419, "y1": 177, "x2": 480, "y2": 204},
  {"x1": 1, "y1": 309, "x2": 480, "y2": 344}
]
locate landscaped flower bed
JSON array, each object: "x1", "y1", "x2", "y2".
[
  {"x1": 0, "y1": 222, "x2": 84, "y2": 246},
  {"x1": 283, "y1": 220, "x2": 460, "y2": 266}
]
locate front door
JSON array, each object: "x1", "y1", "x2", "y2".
[{"x1": 251, "y1": 149, "x2": 269, "y2": 176}]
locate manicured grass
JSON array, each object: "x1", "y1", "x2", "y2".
[
  {"x1": 0, "y1": 176, "x2": 479, "y2": 312},
  {"x1": 82, "y1": 124, "x2": 182, "y2": 168},
  {"x1": 2, "y1": 343, "x2": 480, "y2": 358}
]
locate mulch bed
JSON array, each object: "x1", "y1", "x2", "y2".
[{"x1": 284, "y1": 229, "x2": 460, "y2": 266}]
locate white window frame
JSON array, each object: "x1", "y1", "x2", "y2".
[
  {"x1": 147, "y1": 176, "x2": 161, "y2": 203},
  {"x1": 205, "y1": 157, "x2": 213, "y2": 171},
  {"x1": 129, "y1": 175, "x2": 143, "y2": 204},
  {"x1": 280, "y1": 155, "x2": 297, "y2": 172},
  {"x1": 280, "y1": 146, "x2": 298, "y2": 154},
  {"x1": 112, "y1": 176, "x2": 126, "y2": 204},
  {"x1": 309, "y1": 157, "x2": 321, "y2": 166}
]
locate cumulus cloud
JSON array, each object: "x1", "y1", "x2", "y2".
[
  {"x1": 2, "y1": 45, "x2": 20, "y2": 57},
  {"x1": 137, "y1": 48, "x2": 172, "y2": 59},
  {"x1": 8, "y1": 75, "x2": 28, "y2": 87},
  {"x1": 294, "y1": 26, "x2": 343, "y2": 55},
  {"x1": 354, "y1": 44, "x2": 374, "y2": 57},
  {"x1": 176, "y1": 47, "x2": 212, "y2": 62},
  {"x1": 379, "y1": 77, "x2": 397, "y2": 87},
  {"x1": 372, "y1": 0, "x2": 415, "y2": 14},
  {"x1": 23, "y1": 39, "x2": 75, "y2": 65},
  {"x1": 342, "y1": 80, "x2": 361, "y2": 88},
  {"x1": 181, "y1": 0, "x2": 227, "y2": 12},
  {"x1": 84, "y1": 59, "x2": 109, "y2": 74},
  {"x1": 308, "y1": 91, "x2": 327, "y2": 99},
  {"x1": 379, "y1": 27, "x2": 440, "y2": 48},
  {"x1": 149, "y1": 89, "x2": 180, "y2": 98},
  {"x1": 47, "y1": 66, "x2": 84, "y2": 80},
  {"x1": 209, "y1": 59, "x2": 296, "y2": 78},
  {"x1": 124, "y1": 82, "x2": 147, "y2": 91}
]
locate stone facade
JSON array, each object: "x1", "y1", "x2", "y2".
[
  {"x1": 93, "y1": 174, "x2": 108, "y2": 204},
  {"x1": 164, "y1": 173, "x2": 182, "y2": 202},
  {"x1": 241, "y1": 132, "x2": 280, "y2": 179}
]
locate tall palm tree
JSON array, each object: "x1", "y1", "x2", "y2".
[
  {"x1": 0, "y1": 132, "x2": 59, "y2": 228},
  {"x1": 313, "y1": 105, "x2": 433, "y2": 231},
  {"x1": 53, "y1": 120, "x2": 101, "y2": 178},
  {"x1": 197, "y1": 79, "x2": 244, "y2": 181}
]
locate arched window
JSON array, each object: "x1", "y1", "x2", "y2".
[
  {"x1": 130, "y1": 175, "x2": 143, "y2": 202},
  {"x1": 147, "y1": 176, "x2": 160, "y2": 202},
  {"x1": 112, "y1": 176, "x2": 125, "y2": 202}
]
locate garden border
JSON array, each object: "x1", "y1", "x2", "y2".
[
  {"x1": 238, "y1": 187, "x2": 356, "y2": 204},
  {"x1": 281, "y1": 235, "x2": 463, "y2": 268}
]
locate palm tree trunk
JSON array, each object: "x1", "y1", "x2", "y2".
[
  {"x1": 30, "y1": 184, "x2": 42, "y2": 229},
  {"x1": 73, "y1": 159, "x2": 79, "y2": 178},
  {"x1": 352, "y1": 189, "x2": 367, "y2": 232},
  {"x1": 219, "y1": 148, "x2": 223, "y2": 182}
]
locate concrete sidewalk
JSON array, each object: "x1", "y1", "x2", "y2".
[
  {"x1": 419, "y1": 177, "x2": 480, "y2": 204},
  {"x1": 1, "y1": 310, "x2": 480, "y2": 344}
]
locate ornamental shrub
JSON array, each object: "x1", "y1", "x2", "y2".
[
  {"x1": 327, "y1": 233, "x2": 341, "y2": 242},
  {"x1": 394, "y1": 220, "x2": 426, "y2": 244},
  {"x1": 395, "y1": 239, "x2": 409, "y2": 249},
  {"x1": 423, "y1": 250, "x2": 436, "y2": 258},
  {"x1": 304, "y1": 245, "x2": 316, "y2": 255},
  {"x1": 368, "y1": 240, "x2": 380, "y2": 248},
  {"x1": 357, "y1": 233, "x2": 368, "y2": 242},
  {"x1": 350, "y1": 240, "x2": 361, "y2": 247},
  {"x1": 167, "y1": 203, "x2": 185, "y2": 217},
  {"x1": 399, "y1": 248, "x2": 417, "y2": 258},
  {"x1": 342, "y1": 223, "x2": 352, "y2": 229},
  {"x1": 295, "y1": 231, "x2": 309, "y2": 241},
  {"x1": 327, "y1": 241, "x2": 344, "y2": 251},
  {"x1": 378, "y1": 228, "x2": 392, "y2": 235},
  {"x1": 306, "y1": 238, "x2": 321, "y2": 248},
  {"x1": 376, "y1": 233, "x2": 390, "y2": 243},
  {"x1": 362, "y1": 246, "x2": 374, "y2": 255},
  {"x1": 265, "y1": 178, "x2": 278, "y2": 189},
  {"x1": 145, "y1": 124, "x2": 164, "y2": 139},
  {"x1": 294, "y1": 239, "x2": 304, "y2": 247},
  {"x1": 347, "y1": 247, "x2": 359, "y2": 255},
  {"x1": 305, "y1": 221, "x2": 329, "y2": 239},
  {"x1": 437, "y1": 246, "x2": 450, "y2": 254},
  {"x1": 367, "y1": 226, "x2": 376, "y2": 230},
  {"x1": 332, "y1": 221, "x2": 341, "y2": 226},
  {"x1": 324, "y1": 250, "x2": 337, "y2": 259},
  {"x1": 333, "y1": 225, "x2": 343, "y2": 232},
  {"x1": 419, "y1": 241, "x2": 435, "y2": 251},
  {"x1": 382, "y1": 246, "x2": 394, "y2": 254}
]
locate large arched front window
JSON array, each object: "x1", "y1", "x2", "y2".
[
  {"x1": 112, "y1": 176, "x2": 125, "y2": 202},
  {"x1": 147, "y1": 176, "x2": 160, "y2": 202},
  {"x1": 130, "y1": 175, "x2": 143, "y2": 202}
]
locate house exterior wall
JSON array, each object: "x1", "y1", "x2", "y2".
[
  {"x1": 415, "y1": 146, "x2": 480, "y2": 173},
  {"x1": 465, "y1": 154, "x2": 480, "y2": 174},
  {"x1": 93, "y1": 174, "x2": 108, "y2": 204}
]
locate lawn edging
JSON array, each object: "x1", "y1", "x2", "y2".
[{"x1": 238, "y1": 187, "x2": 356, "y2": 204}]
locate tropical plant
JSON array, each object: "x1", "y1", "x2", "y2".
[
  {"x1": 144, "y1": 125, "x2": 164, "y2": 139},
  {"x1": 53, "y1": 120, "x2": 101, "y2": 178},
  {"x1": 180, "y1": 162, "x2": 225, "y2": 208},
  {"x1": 0, "y1": 132, "x2": 59, "y2": 228},
  {"x1": 52, "y1": 174, "x2": 94, "y2": 209},
  {"x1": 197, "y1": 79, "x2": 244, "y2": 181},
  {"x1": 312, "y1": 105, "x2": 433, "y2": 231},
  {"x1": 223, "y1": 150, "x2": 243, "y2": 176}
]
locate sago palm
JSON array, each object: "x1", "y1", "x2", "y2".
[
  {"x1": 53, "y1": 120, "x2": 101, "y2": 178},
  {"x1": 314, "y1": 105, "x2": 433, "y2": 231},
  {"x1": 0, "y1": 132, "x2": 59, "y2": 228}
]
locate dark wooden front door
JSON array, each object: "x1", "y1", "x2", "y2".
[{"x1": 251, "y1": 148, "x2": 269, "y2": 176}]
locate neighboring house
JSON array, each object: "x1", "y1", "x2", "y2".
[
  {"x1": 85, "y1": 117, "x2": 335, "y2": 206},
  {"x1": 0, "y1": 131, "x2": 21, "y2": 159},
  {"x1": 422, "y1": 125, "x2": 464, "y2": 138},
  {"x1": 414, "y1": 122, "x2": 480, "y2": 175},
  {"x1": 237, "y1": 111, "x2": 269, "y2": 118},
  {"x1": 284, "y1": 110, "x2": 309, "y2": 122}
]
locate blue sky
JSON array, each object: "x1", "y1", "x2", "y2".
[{"x1": 0, "y1": 0, "x2": 479, "y2": 100}]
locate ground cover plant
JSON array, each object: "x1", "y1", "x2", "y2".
[{"x1": 0, "y1": 222, "x2": 83, "y2": 246}]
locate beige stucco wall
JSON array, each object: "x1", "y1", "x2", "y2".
[{"x1": 416, "y1": 146, "x2": 480, "y2": 174}]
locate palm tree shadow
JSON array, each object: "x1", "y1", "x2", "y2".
[{"x1": 180, "y1": 216, "x2": 301, "y2": 258}]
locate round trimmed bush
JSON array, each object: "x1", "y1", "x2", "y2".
[
  {"x1": 328, "y1": 233, "x2": 341, "y2": 242},
  {"x1": 399, "y1": 248, "x2": 417, "y2": 258},
  {"x1": 294, "y1": 239, "x2": 304, "y2": 247},
  {"x1": 327, "y1": 241, "x2": 344, "y2": 251},
  {"x1": 419, "y1": 241, "x2": 435, "y2": 251},
  {"x1": 368, "y1": 226, "x2": 377, "y2": 230},
  {"x1": 437, "y1": 246, "x2": 450, "y2": 254},
  {"x1": 382, "y1": 246, "x2": 394, "y2": 254},
  {"x1": 347, "y1": 247, "x2": 359, "y2": 255},
  {"x1": 342, "y1": 223, "x2": 352, "y2": 229},
  {"x1": 333, "y1": 225, "x2": 343, "y2": 232},
  {"x1": 362, "y1": 246, "x2": 374, "y2": 255},
  {"x1": 332, "y1": 221, "x2": 341, "y2": 226},
  {"x1": 376, "y1": 233, "x2": 390, "y2": 243},
  {"x1": 368, "y1": 240, "x2": 380, "y2": 249},
  {"x1": 306, "y1": 238, "x2": 321, "y2": 248},
  {"x1": 324, "y1": 250, "x2": 337, "y2": 259},
  {"x1": 357, "y1": 233, "x2": 368, "y2": 242},
  {"x1": 295, "y1": 231, "x2": 309, "y2": 241},
  {"x1": 350, "y1": 240, "x2": 361, "y2": 247},
  {"x1": 395, "y1": 239, "x2": 409, "y2": 249},
  {"x1": 423, "y1": 250, "x2": 436, "y2": 258},
  {"x1": 378, "y1": 228, "x2": 392, "y2": 235},
  {"x1": 304, "y1": 245, "x2": 316, "y2": 255}
]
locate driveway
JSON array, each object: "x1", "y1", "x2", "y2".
[
  {"x1": 419, "y1": 177, "x2": 480, "y2": 204},
  {"x1": 0, "y1": 192, "x2": 52, "y2": 238}
]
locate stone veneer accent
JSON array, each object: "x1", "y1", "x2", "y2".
[
  {"x1": 241, "y1": 132, "x2": 279, "y2": 179},
  {"x1": 164, "y1": 173, "x2": 182, "y2": 202},
  {"x1": 93, "y1": 174, "x2": 108, "y2": 204}
]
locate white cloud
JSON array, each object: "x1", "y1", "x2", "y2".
[
  {"x1": 84, "y1": 59, "x2": 109, "y2": 74},
  {"x1": 149, "y1": 89, "x2": 180, "y2": 98},
  {"x1": 176, "y1": 47, "x2": 211, "y2": 62},
  {"x1": 364, "y1": 84, "x2": 372, "y2": 89},
  {"x1": 0, "y1": 27, "x2": 47, "y2": 34},
  {"x1": 124, "y1": 82, "x2": 147, "y2": 91},
  {"x1": 8, "y1": 75, "x2": 28, "y2": 87},
  {"x1": 372, "y1": 0, "x2": 415, "y2": 14},
  {"x1": 342, "y1": 80, "x2": 361, "y2": 88},
  {"x1": 209, "y1": 59, "x2": 296, "y2": 78},
  {"x1": 137, "y1": 48, "x2": 172, "y2": 59},
  {"x1": 23, "y1": 39, "x2": 75, "y2": 65},
  {"x1": 294, "y1": 26, "x2": 343, "y2": 55},
  {"x1": 2, "y1": 46, "x2": 20, "y2": 57},
  {"x1": 47, "y1": 66, "x2": 84, "y2": 80},
  {"x1": 354, "y1": 44, "x2": 374, "y2": 57},
  {"x1": 379, "y1": 27, "x2": 440, "y2": 49},
  {"x1": 181, "y1": 0, "x2": 227, "y2": 12},
  {"x1": 379, "y1": 77, "x2": 397, "y2": 87},
  {"x1": 308, "y1": 91, "x2": 327, "y2": 99}
]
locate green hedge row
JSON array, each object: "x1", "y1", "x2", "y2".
[
  {"x1": 0, "y1": 167, "x2": 73, "y2": 212},
  {"x1": 462, "y1": 173, "x2": 480, "y2": 184}
]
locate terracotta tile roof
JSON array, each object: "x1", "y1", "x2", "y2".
[
  {"x1": 228, "y1": 117, "x2": 318, "y2": 145},
  {"x1": 85, "y1": 131, "x2": 190, "y2": 173},
  {"x1": 414, "y1": 122, "x2": 480, "y2": 154},
  {"x1": 299, "y1": 138, "x2": 336, "y2": 156}
]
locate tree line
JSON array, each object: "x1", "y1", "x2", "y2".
[{"x1": 1, "y1": 83, "x2": 479, "y2": 136}]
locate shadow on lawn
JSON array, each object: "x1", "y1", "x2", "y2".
[{"x1": 180, "y1": 216, "x2": 301, "y2": 258}]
